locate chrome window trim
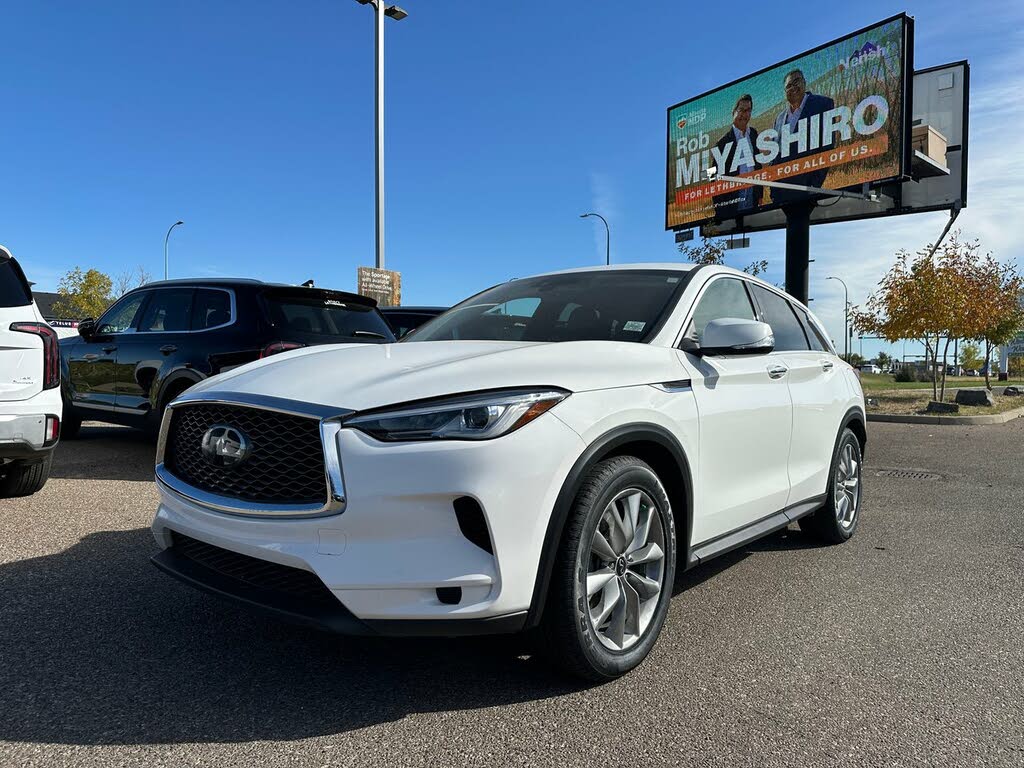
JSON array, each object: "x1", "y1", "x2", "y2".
[
  {"x1": 155, "y1": 391, "x2": 353, "y2": 519},
  {"x1": 672, "y1": 274, "x2": 758, "y2": 349}
]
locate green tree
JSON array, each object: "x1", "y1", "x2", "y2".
[
  {"x1": 51, "y1": 267, "x2": 114, "y2": 320},
  {"x1": 678, "y1": 237, "x2": 767, "y2": 277},
  {"x1": 875, "y1": 351, "x2": 893, "y2": 371},
  {"x1": 958, "y1": 342, "x2": 983, "y2": 371}
]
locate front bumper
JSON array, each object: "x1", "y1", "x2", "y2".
[{"x1": 151, "y1": 411, "x2": 586, "y2": 634}]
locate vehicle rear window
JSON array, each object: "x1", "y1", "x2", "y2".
[
  {"x1": 262, "y1": 292, "x2": 395, "y2": 341},
  {"x1": 0, "y1": 259, "x2": 32, "y2": 308}
]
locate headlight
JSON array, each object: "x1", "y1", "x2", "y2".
[{"x1": 345, "y1": 389, "x2": 569, "y2": 441}]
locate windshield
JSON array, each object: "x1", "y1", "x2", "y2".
[{"x1": 404, "y1": 270, "x2": 689, "y2": 343}]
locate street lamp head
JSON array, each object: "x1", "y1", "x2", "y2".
[
  {"x1": 175, "y1": 220, "x2": 184, "y2": 226},
  {"x1": 384, "y1": 4, "x2": 408, "y2": 20}
]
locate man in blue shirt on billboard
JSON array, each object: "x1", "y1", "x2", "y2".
[{"x1": 771, "y1": 69, "x2": 835, "y2": 204}]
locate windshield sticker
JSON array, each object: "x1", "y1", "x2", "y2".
[
  {"x1": 667, "y1": 277, "x2": 680, "y2": 283},
  {"x1": 623, "y1": 320, "x2": 646, "y2": 333}
]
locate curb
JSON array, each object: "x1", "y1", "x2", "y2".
[{"x1": 867, "y1": 405, "x2": 1024, "y2": 426}]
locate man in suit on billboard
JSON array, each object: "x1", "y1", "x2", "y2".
[
  {"x1": 712, "y1": 94, "x2": 763, "y2": 220},
  {"x1": 771, "y1": 69, "x2": 835, "y2": 204}
]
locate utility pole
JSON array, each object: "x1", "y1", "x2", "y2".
[
  {"x1": 580, "y1": 212, "x2": 611, "y2": 265},
  {"x1": 355, "y1": 0, "x2": 408, "y2": 270},
  {"x1": 827, "y1": 275, "x2": 849, "y2": 361}
]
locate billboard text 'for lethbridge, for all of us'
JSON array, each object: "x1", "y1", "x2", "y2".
[{"x1": 665, "y1": 14, "x2": 913, "y2": 230}]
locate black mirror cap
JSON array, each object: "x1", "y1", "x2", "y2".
[{"x1": 77, "y1": 318, "x2": 95, "y2": 339}]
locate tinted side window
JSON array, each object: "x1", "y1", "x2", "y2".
[
  {"x1": 685, "y1": 278, "x2": 756, "y2": 343},
  {"x1": 750, "y1": 286, "x2": 809, "y2": 352},
  {"x1": 0, "y1": 259, "x2": 32, "y2": 308},
  {"x1": 138, "y1": 288, "x2": 194, "y2": 332},
  {"x1": 97, "y1": 292, "x2": 148, "y2": 334},
  {"x1": 800, "y1": 311, "x2": 830, "y2": 352},
  {"x1": 192, "y1": 289, "x2": 233, "y2": 330}
]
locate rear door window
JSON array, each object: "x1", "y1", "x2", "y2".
[
  {"x1": 137, "y1": 289, "x2": 194, "y2": 332},
  {"x1": 0, "y1": 258, "x2": 32, "y2": 308},
  {"x1": 191, "y1": 289, "x2": 233, "y2": 330},
  {"x1": 750, "y1": 285, "x2": 810, "y2": 352}
]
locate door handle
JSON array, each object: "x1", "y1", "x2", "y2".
[
  {"x1": 822, "y1": 360, "x2": 834, "y2": 372},
  {"x1": 767, "y1": 364, "x2": 788, "y2": 379},
  {"x1": 160, "y1": 345, "x2": 178, "y2": 355},
  {"x1": 101, "y1": 345, "x2": 117, "y2": 354}
]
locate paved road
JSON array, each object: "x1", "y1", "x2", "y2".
[{"x1": 1, "y1": 421, "x2": 1022, "y2": 767}]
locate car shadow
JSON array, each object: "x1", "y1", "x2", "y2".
[
  {"x1": 49, "y1": 423, "x2": 156, "y2": 482},
  {"x1": 0, "y1": 528, "x2": 588, "y2": 747},
  {"x1": 671, "y1": 526, "x2": 817, "y2": 596}
]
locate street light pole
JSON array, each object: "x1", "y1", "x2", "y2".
[
  {"x1": 164, "y1": 220, "x2": 184, "y2": 280},
  {"x1": 579, "y1": 212, "x2": 610, "y2": 266},
  {"x1": 826, "y1": 275, "x2": 849, "y2": 361},
  {"x1": 356, "y1": 0, "x2": 408, "y2": 270}
]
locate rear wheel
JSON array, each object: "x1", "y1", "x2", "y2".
[
  {"x1": 0, "y1": 454, "x2": 53, "y2": 497},
  {"x1": 540, "y1": 456, "x2": 677, "y2": 681},
  {"x1": 61, "y1": 409, "x2": 82, "y2": 439},
  {"x1": 799, "y1": 427, "x2": 863, "y2": 544}
]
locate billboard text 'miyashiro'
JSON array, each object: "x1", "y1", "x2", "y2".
[{"x1": 665, "y1": 15, "x2": 911, "y2": 230}]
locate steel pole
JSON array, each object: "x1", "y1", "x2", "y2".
[
  {"x1": 827, "y1": 276, "x2": 849, "y2": 361},
  {"x1": 164, "y1": 220, "x2": 183, "y2": 280},
  {"x1": 374, "y1": 0, "x2": 385, "y2": 270},
  {"x1": 580, "y1": 213, "x2": 610, "y2": 265}
]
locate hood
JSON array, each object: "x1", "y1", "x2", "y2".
[{"x1": 189, "y1": 340, "x2": 683, "y2": 412}]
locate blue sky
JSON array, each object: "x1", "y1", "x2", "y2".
[{"x1": 3, "y1": 0, "x2": 1021, "y2": 360}]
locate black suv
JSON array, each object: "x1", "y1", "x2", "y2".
[{"x1": 60, "y1": 279, "x2": 395, "y2": 435}]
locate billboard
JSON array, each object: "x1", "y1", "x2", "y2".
[
  {"x1": 357, "y1": 266, "x2": 401, "y2": 307},
  {"x1": 666, "y1": 14, "x2": 913, "y2": 230}
]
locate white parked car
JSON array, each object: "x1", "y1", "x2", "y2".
[
  {"x1": 0, "y1": 247, "x2": 62, "y2": 496},
  {"x1": 859, "y1": 363, "x2": 882, "y2": 375},
  {"x1": 151, "y1": 264, "x2": 866, "y2": 680}
]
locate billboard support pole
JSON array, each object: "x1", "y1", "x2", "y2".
[{"x1": 784, "y1": 203, "x2": 812, "y2": 304}]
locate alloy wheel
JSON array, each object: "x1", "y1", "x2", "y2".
[
  {"x1": 834, "y1": 441, "x2": 861, "y2": 529},
  {"x1": 585, "y1": 488, "x2": 666, "y2": 651}
]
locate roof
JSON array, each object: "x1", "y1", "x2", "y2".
[
  {"x1": 537, "y1": 262, "x2": 698, "y2": 277},
  {"x1": 128, "y1": 278, "x2": 375, "y2": 304}
]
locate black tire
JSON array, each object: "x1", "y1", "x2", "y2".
[
  {"x1": 0, "y1": 454, "x2": 53, "y2": 497},
  {"x1": 150, "y1": 380, "x2": 195, "y2": 434},
  {"x1": 540, "y1": 456, "x2": 677, "y2": 682},
  {"x1": 799, "y1": 427, "x2": 863, "y2": 544}
]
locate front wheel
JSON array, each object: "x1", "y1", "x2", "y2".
[
  {"x1": 799, "y1": 427, "x2": 863, "y2": 544},
  {"x1": 540, "y1": 456, "x2": 677, "y2": 681}
]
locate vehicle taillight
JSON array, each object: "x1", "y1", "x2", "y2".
[
  {"x1": 9, "y1": 322, "x2": 60, "y2": 389},
  {"x1": 45, "y1": 415, "x2": 60, "y2": 445},
  {"x1": 260, "y1": 341, "x2": 305, "y2": 359}
]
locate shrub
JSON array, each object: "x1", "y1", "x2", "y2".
[{"x1": 894, "y1": 367, "x2": 916, "y2": 382}]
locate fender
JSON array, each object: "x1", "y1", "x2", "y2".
[
  {"x1": 839, "y1": 404, "x2": 867, "y2": 458},
  {"x1": 155, "y1": 368, "x2": 204, "y2": 411},
  {"x1": 524, "y1": 423, "x2": 694, "y2": 629}
]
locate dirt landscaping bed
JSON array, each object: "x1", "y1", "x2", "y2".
[{"x1": 867, "y1": 390, "x2": 1024, "y2": 417}]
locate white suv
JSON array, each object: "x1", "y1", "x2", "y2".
[
  {"x1": 0, "y1": 247, "x2": 62, "y2": 497},
  {"x1": 151, "y1": 263, "x2": 865, "y2": 680}
]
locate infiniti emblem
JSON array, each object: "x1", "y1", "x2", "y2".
[{"x1": 200, "y1": 424, "x2": 252, "y2": 469}]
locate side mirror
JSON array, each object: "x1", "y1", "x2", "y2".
[
  {"x1": 697, "y1": 318, "x2": 774, "y2": 356},
  {"x1": 77, "y1": 318, "x2": 96, "y2": 339}
]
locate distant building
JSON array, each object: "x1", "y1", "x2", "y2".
[{"x1": 31, "y1": 290, "x2": 80, "y2": 338}]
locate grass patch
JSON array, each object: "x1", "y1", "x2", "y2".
[
  {"x1": 867, "y1": 390, "x2": 1024, "y2": 416},
  {"x1": 859, "y1": 373, "x2": 1024, "y2": 393}
]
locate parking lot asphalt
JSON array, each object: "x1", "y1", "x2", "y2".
[{"x1": 1, "y1": 420, "x2": 1022, "y2": 767}]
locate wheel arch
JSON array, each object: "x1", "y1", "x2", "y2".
[
  {"x1": 155, "y1": 369, "x2": 204, "y2": 411},
  {"x1": 840, "y1": 405, "x2": 867, "y2": 459},
  {"x1": 524, "y1": 423, "x2": 694, "y2": 629}
]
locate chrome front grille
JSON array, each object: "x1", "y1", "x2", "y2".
[{"x1": 163, "y1": 402, "x2": 328, "y2": 506}]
